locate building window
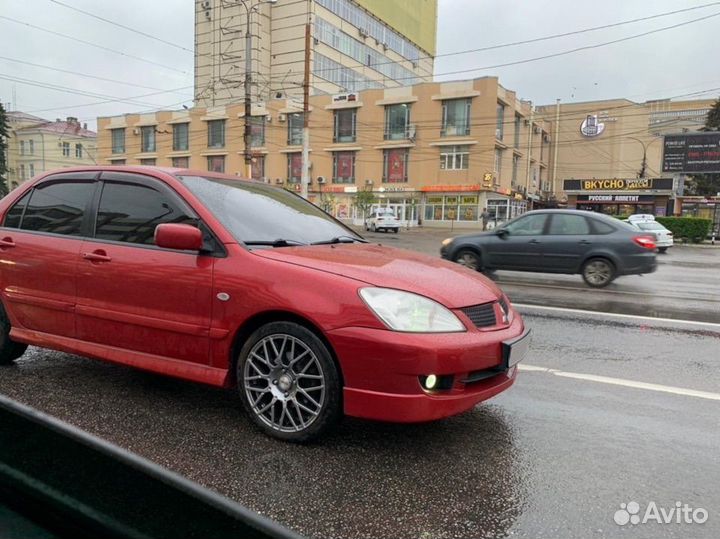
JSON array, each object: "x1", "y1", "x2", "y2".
[
  {"x1": 19, "y1": 141, "x2": 25, "y2": 155},
  {"x1": 173, "y1": 123, "x2": 189, "y2": 151},
  {"x1": 439, "y1": 145, "x2": 469, "y2": 170},
  {"x1": 540, "y1": 132, "x2": 549, "y2": 163},
  {"x1": 441, "y1": 99, "x2": 471, "y2": 137},
  {"x1": 19, "y1": 165, "x2": 25, "y2": 180},
  {"x1": 139, "y1": 158, "x2": 156, "y2": 166},
  {"x1": 75, "y1": 144, "x2": 83, "y2": 158},
  {"x1": 141, "y1": 126, "x2": 156, "y2": 153},
  {"x1": 251, "y1": 155, "x2": 265, "y2": 180},
  {"x1": 29, "y1": 164, "x2": 35, "y2": 178},
  {"x1": 494, "y1": 148, "x2": 503, "y2": 178},
  {"x1": 61, "y1": 142, "x2": 70, "y2": 157},
  {"x1": 512, "y1": 154, "x2": 519, "y2": 187},
  {"x1": 250, "y1": 117, "x2": 265, "y2": 147},
  {"x1": 288, "y1": 113, "x2": 304, "y2": 145},
  {"x1": 110, "y1": 159, "x2": 126, "y2": 166},
  {"x1": 207, "y1": 155, "x2": 225, "y2": 173},
  {"x1": 111, "y1": 128, "x2": 125, "y2": 154},
  {"x1": 514, "y1": 114, "x2": 522, "y2": 148},
  {"x1": 333, "y1": 151, "x2": 355, "y2": 183},
  {"x1": 207, "y1": 120, "x2": 225, "y2": 148},
  {"x1": 172, "y1": 156, "x2": 189, "y2": 168},
  {"x1": 334, "y1": 109, "x2": 356, "y2": 143},
  {"x1": 383, "y1": 148, "x2": 408, "y2": 183},
  {"x1": 28, "y1": 140, "x2": 34, "y2": 155},
  {"x1": 384, "y1": 104, "x2": 410, "y2": 140},
  {"x1": 496, "y1": 102, "x2": 505, "y2": 140},
  {"x1": 287, "y1": 153, "x2": 302, "y2": 183}
]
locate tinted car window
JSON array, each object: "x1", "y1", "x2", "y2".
[
  {"x1": 504, "y1": 213, "x2": 547, "y2": 236},
  {"x1": 21, "y1": 182, "x2": 94, "y2": 236},
  {"x1": 95, "y1": 182, "x2": 197, "y2": 245},
  {"x1": 177, "y1": 176, "x2": 361, "y2": 245},
  {"x1": 590, "y1": 219, "x2": 616, "y2": 234},
  {"x1": 548, "y1": 214, "x2": 590, "y2": 235},
  {"x1": 3, "y1": 191, "x2": 31, "y2": 228}
]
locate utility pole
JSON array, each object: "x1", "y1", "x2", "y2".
[
  {"x1": 551, "y1": 98, "x2": 560, "y2": 196},
  {"x1": 243, "y1": 3, "x2": 253, "y2": 180},
  {"x1": 525, "y1": 106, "x2": 534, "y2": 209},
  {"x1": 300, "y1": 21, "x2": 311, "y2": 199}
]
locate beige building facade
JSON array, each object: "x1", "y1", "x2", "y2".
[
  {"x1": 536, "y1": 97, "x2": 715, "y2": 216},
  {"x1": 4, "y1": 113, "x2": 97, "y2": 191},
  {"x1": 98, "y1": 76, "x2": 552, "y2": 227},
  {"x1": 194, "y1": 0, "x2": 436, "y2": 107}
]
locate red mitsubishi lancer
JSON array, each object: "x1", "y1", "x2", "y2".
[{"x1": 0, "y1": 167, "x2": 530, "y2": 441}]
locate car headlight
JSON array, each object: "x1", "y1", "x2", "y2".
[
  {"x1": 441, "y1": 238, "x2": 453, "y2": 246},
  {"x1": 359, "y1": 288, "x2": 465, "y2": 333}
]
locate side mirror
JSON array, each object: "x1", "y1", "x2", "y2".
[
  {"x1": 154, "y1": 223, "x2": 203, "y2": 251},
  {"x1": 495, "y1": 228, "x2": 509, "y2": 238}
]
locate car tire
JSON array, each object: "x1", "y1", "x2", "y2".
[
  {"x1": 237, "y1": 321, "x2": 342, "y2": 442},
  {"x1": 453, "y1": 249, "x2": 482, "y2": 271},
  {"x1": 0, "y1": 304, "x2": 28, "y2": 366},
  {"x1": 658, "y1": 247, "x2": 668, "y2": 253},
  {"x1": 581, "y1": 258, "x2": 616, "y2": 288},
  {"x1": 393, "y1": 228, "x2": 399, "y2": 234}
]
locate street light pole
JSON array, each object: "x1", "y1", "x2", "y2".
[
  {"x1": 627, "y1": 136, "x2": 662, "y2": 178},
  {"x1": 243, "y1": 3, "x2": 252, "y2": 180}
]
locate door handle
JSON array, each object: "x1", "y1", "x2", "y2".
[
  {"x1": 0, "y1": 237, "x2": 15, "y2": 249},
  {"x1": 529, "y1": 239, "x2": 541, "y2": 244},
  {"x1": 83, "y1": 250, "x2": 112, "y2": 263},
  {"x1": 579, "y1": 240, "x2": 592, "y2": 245}
]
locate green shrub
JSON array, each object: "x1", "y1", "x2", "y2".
[{"x1": 655, "y1": 217, "x2": 712, "y2": 243}]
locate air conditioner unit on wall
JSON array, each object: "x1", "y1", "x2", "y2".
[
  {"x1": 278, "y1": 113, "x2": 286, "y2": 122},
  {"x1": 201, "y1": 0, "x2": 211, "y2": 9}
]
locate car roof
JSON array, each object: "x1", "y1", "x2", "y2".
[{"x1": 32, "y1": 165, "x2": 253, "y2": 184}]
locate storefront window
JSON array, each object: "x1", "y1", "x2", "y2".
[{"x1": 458, "y1": 195, "x2": 478, "y2": 221}]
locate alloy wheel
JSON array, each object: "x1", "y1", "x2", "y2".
[
  {"x1": 583, "y1": 260, "x2": 612, "y2": 286},
  {"x1": 243, "y1": 334, "x2": 326, "y2": 433},
  {"x1": 455, "y1": 250, "x2": 480, "y2": 271}
]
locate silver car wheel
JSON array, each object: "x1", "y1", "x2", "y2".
[
  {"x1": 583, "y1": 260, "x2": 612, "y2": 286},
  {"x1": 455, "y1": 250, "x2": 480, "y2": 271},
  {"x1": 243, "y1": 334, "x2": 326, "y2": 433}
]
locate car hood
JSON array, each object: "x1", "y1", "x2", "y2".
[{"x1": 254, "y1": 244, "x2": 502, "y2": 308}]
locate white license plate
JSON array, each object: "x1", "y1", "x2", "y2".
[{"x1": 503, "y1": 329, "x2": 531, "y2": 368}]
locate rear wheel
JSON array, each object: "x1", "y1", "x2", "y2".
[
  {"x1": 581, "y1": 258, "x2": 616, "y2": 288},
  {"x1": 454, "y1": 249, "x2": 481, "y2": 271},
  {"x1": 237, "y1": 322, "x2": 342, "y2": 442},
  {"x1": 0, "y1": 305, "x2": 28, "y2": 365}
]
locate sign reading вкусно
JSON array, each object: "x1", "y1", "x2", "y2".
[{"x1": 563, "y1": 178, "x2": 674, "y2": 191}]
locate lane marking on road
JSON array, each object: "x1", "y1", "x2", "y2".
[
  {"x1": 519, "y1": 364, "x2": 720, "y2": 402},
  {"x1": 514, "y1": 303, "x2": 720, "y2": 330}
]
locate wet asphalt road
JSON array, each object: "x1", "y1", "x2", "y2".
[
  {"x1": 2, "y1": 228, "x2": 719, "y2": 538},
  {"x1": 1, "y1": 311, "x2": 719, "y2": 538}
]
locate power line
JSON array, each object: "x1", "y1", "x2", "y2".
[
  {"x1": 47, "y1": 0, "x2": 194, "y2": 53},
  {"x1": 0, "y1": 15, "x2": 189, "y2": 75},
  {"x1": 0, "y1": 55, "x2": 193, "y2": 98}
]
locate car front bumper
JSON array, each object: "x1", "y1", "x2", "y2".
[{"x1": 326, "y1": 315, "x2": 526, "y2": 423}]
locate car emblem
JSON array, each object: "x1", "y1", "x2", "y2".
[{"x1": 216, "y1": 293, "x2": 230, "y2": 302}]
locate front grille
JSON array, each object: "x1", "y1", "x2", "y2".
[{"x1": 460, "y1": 302, "x2": 497, "y2": 328}]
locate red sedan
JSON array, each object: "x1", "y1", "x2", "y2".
[{"x1": 0, "y1": 167, "x2": 530, "y2": 441}]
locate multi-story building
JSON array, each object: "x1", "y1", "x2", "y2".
[
  {"x1": 536, "y1": 97, "x2": 715, "y2": 216},
  {"x1": 98, "y1": 76, "x2": 551, "y2": 227},
  {"x1": 4, "y1": 113, "x2": 97, "y2": 191},
  {"x1": 194, "y1": 0, "x2": 437, "y2": 106}
]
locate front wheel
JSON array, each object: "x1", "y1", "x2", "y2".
[
  {"x1": 581, "y1": 258, "x2": 616, "y2": 288},
  {"x1": 393, "y1": 228, "x2": 399, "y2": 234},
  {"x1": 454, "y1": 249, "x2": 481, "y2": 271},
  {"x1": 237, "y1": 322, "x2": 342, "y2": 442},
  {"x1": 658, "y1": 247, "x2": 668, "y2": 253},
  {"x1": 0, "y1": 304, "x2": 28, "y2": 365}
]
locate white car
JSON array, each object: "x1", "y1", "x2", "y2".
[
  {"x1": 626, "y1": 215, "x2": 673, "y2": 253},
  {"x1": 366, "y1": 208, "x2": 400, "y2": 233}
]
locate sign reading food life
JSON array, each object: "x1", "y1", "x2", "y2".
[
  {"x1": 563, "y1": 178, "x2": 674, "y2": 191},
  {"x1": 662, "y1": 133, "x2": 720, "y2": 173}
]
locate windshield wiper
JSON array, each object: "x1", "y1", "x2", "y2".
[
  {"x1": 244, "y1": 239, "x2": 308, "y2": 248},
  {"x1": 311, "y1": 235, "x2": 368, "y2": 245}
]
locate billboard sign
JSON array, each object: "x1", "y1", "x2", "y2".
[{"x1": 662, "y1": 133, "x2": 720, "y2": 173}]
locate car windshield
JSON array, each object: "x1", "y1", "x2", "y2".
[
  {"x1": 177, "y1": 175, "x2": 363, "y2": 246},
  {"x1": 637, "y1": 222, "x2": 665, "y2": 231}
]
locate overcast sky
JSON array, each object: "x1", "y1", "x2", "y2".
[{"x1": 1, "y1": 0, "x2": 718, "y2": 131}]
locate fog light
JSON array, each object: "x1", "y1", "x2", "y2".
[{"x1": 425, "y1": 374, "x2": 438, "y2": 389}]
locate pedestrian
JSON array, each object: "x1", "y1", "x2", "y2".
[{"x1": 481, "y1": 207, "x2": 490, "y2": 231}]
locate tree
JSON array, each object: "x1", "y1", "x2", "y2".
[
  {"x1": 0, "y1": 103, "x2": 9, "y2": 195},
  {"x1": 353, "y1": 189, "x2": 377, "y2": 225},
  {"x1": 686, "y1": 97, "x2": 720, "y2": 196}
]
